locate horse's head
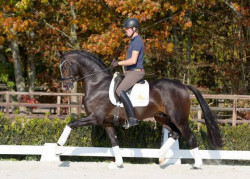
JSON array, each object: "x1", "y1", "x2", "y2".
[
  {"x1": 58, "y1": 50, "x2": 113, "y2": 91},
  {"x1": 58, "y1": 51, "x2": 78, "y2": 91}
]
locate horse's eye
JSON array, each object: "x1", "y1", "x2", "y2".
[{"x1": 62, "y1": 66, "x2": 67, "y2": 70}]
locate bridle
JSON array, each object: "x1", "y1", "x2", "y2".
[
  {"x1": 59, "y1": 60, "x2": 76, "y2": 82},
  {"x1": 59, "y1": 59, "x2": 113, "y2": 83}
]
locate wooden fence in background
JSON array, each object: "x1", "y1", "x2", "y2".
[
  {"x1": 0, "y1": 91, "x2": 249, "y2": 126},
  {"x1": 0, "y1": 91, "x2": 83, "y2": 119},
  {"x1": 190, "y1": 94, "x2": 250, "y2": 126}
]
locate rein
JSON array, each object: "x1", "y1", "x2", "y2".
[{"x1": 60, "y1": 59, "x2": 113, "y2": 82}]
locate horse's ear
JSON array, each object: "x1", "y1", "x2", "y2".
[{"x1": 57, "y1": 51, "x2": 64, "y2": 58}]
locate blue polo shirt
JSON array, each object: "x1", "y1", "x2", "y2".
[{"x1": 126, "y1": 35, "x2": 144, "y2": 71}]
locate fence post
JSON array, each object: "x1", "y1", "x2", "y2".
[
  {"x1": 57, "y1": 95, "x2": 61, "y2": 115},
  {"x1": 77, "y1": 95, "x2": 82, "y2": 116},
  {"x1": 232, "y1": 95, "x2": 237, "y2": 126},
  {"x1": 40, "y1": 143, "x2": 60, "y2": 162},
  {"x1": 198, "y1": 109, "x2": 202, "y2": 121},
  {"x1": 6, "y1": 91, "x2": 10, "y2": 118},
  {"x1": 70, "y1": 83, "x2": 78, "y2": 115}
]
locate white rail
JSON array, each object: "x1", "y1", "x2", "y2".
[{"x1": 0, "y1": 143, "x2": 250, "y2": 162}]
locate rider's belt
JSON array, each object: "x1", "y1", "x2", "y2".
[{"x1": 127, "y1": 69, "x2": 144, "y2": 72}]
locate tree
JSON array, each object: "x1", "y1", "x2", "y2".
[{"x1": 0, "y1": 0, "x2": 248, "y2": 96}]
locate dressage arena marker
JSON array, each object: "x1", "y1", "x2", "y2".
[{"x1": 0, "y1": 129, "x2": 250, "y2": 162}]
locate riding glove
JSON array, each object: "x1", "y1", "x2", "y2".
[{"x1": 112, "y1": 61, "x2": 119, "y2": 68}]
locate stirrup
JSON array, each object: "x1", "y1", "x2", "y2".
[{"x1": 122, "y1": 117, "x2": 139, "y2": 129}]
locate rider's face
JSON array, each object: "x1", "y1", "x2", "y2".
[{"x1": 124, "y1": 27, "x2": 134, "y2": 37}]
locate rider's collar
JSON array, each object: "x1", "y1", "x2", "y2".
[{"x1": 131, "y1": 35, "x2": 139, "y2": 41}]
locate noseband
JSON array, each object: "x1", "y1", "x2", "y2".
[{"x1": 59, "y1": 59, "x2": 113, "y2": 82}]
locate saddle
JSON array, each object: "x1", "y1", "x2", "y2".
[
  {"x1": 109, "y1": 72, "x2": 149, "y2": 107},
  {"x1": 113, "y1": 73, "x2": 146, "y2": 102}
]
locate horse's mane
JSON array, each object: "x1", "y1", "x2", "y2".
[{"x1": 63, "y1": 50, "x2": 109, "y2": 71}]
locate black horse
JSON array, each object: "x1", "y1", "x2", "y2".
[{"x1": 57, "y1": 50, "x2": 222, "y2": 169}]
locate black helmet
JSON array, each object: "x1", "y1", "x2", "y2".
[{"x1": 123, "y1": 18, "x2": 140, "y2": 29}]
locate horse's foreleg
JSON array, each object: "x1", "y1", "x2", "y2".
[
  {"x1": 191, "y1": 147, "x2": 202, "y2": 169},
  {"x1": 105, "y1": 126, "x2": 123, "y2": 168},
  {"x1": 57, "y1": 115, "x2": 97, "y2": 146},
  {"x1": 56, "y1": 125, "x2": 72, "y2": 154},
  {"x1": 57, "y1": 125, "x2": 72, "y2": 146},
  {"x1": 68, "y1": 115, "x2": 98, "y2": 128}
]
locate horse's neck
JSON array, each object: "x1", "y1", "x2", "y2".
[
  {"x1": 81, "y1": 76, "x2": 112, "y2": 97},
  {"x1": 77, "y1": 58, "x2": 112, "y2": 94},
  {"x1": 79, "y1": 65, "x2": 112, "y2": 93}
]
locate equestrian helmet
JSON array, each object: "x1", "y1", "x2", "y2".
[{"x1": 123, "y1": 18, "x2": 140, "y2": 29}]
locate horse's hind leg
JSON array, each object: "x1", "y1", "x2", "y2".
[
  {"x1": 156, "y1": 115, "x2": 202, "y2": 169},
  {"x1": 154, "y1": 116, "x2": 181, "y2": 166},
  {"x1": 159, "y1": 130, "x2": 178, "y2": 166},
  {"x1": 178, "y1": 123, "x2": 202, "y2": 169},
  {"x1": 105, "y1": 126, "x2": 123, "y2": 168}
]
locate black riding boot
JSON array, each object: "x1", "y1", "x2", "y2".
[{"x1": 120, "y1": 91, "x2": 139, "y2": 129}]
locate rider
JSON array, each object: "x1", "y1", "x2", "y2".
[{"x1": 112, "y1": 18, "x2": 145, "y2": 128}]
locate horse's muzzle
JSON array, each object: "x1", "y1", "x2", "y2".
[{"x1": 62, "y1": 80, "x2": 74, "y2": 91}]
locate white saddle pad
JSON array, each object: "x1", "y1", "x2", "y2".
[{"x1": 109, "y1": 72, "x2": 150, "y2": 107}]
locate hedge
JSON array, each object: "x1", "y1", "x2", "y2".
[
  {"x1": 0, "y1": 112, "x2": 249, "y2": 164},
  {"x1": 0, "y1": 113, "x2": 92, "y2": 147}
]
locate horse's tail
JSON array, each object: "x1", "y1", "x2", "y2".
[{"x1": 186, "y1": 85, "x2": 223, "y2": 148}]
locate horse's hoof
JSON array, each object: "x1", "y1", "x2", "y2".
[
  {"x1": 108, "y1": 162, "x2": 123, "y2": 169},
  {"x1": 159, "y1": 158, "x2": 166, "y2": 167},
  {"x1": 191, "y1": 166, "x2": 202, "y2": 170}
]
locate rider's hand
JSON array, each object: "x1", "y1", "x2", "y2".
[{"x1": 112, "y1": 61, "x2": 119, "y2": 68}]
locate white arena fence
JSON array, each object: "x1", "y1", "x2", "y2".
[
  {"x1": 0, "y1": 144, "x2": 250, "y2": 163},
  {"x1": 0, "y1": 129, "x2": 250, "y2": 163}
]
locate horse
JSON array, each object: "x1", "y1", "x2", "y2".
[{"x1": 57, "y1": 50, "x2": 223, "y2": 169}]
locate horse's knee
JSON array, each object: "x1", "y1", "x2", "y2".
[
  {"x1": 68, "y1": 115, "x2": 99, "y2": 128},
  {"x1": 68, "y1": 120, "x2": 79, "y2": 129}
]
